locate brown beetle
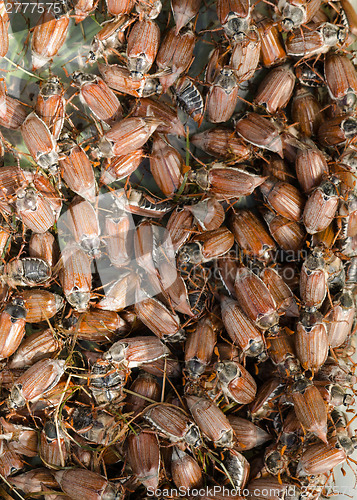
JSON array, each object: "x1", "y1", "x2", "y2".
[
  {"x1": 143, "y1": 403, "x2": 202, "y2": 447},
  {"x1": 220, "y1": 295, "x2": 266, "y2": 359},
  {"x1": 291, "y1": 377, "x2": 328, "y2": 443},
  {"x1": 186, "y1": 395, "x2": 234, "y2": 448},
  {"x1": 236, "y1": 113, "x2": 283, "y2": 157},
  {"x1": 254, "y1": 65, "x2": 295, "y2": 114},
  {"x1": 295, "y1": 311, "x2": 328, "y2": 372},
  {"x1": 303, "y1": 178, "x2": 340, "y2": 234},
  {"x1": 215, "y1": 360, "x2": 257, "y2": 404},
  {"x1": 126, "y1": 431, "x2": 160, "y2": 489},
  {"x1": 8, "y1": 358, "x2": 65, "y2": 409},
  {"x1": 126, "y1": 19, "x2": 160, "y2": 80},
  {"x1": 234, "y1": 266, "x2": 279, "y2": 331},
  {"x1": 72, "y1": 71, "x2": 123, "y2": 126},
  {"x1": 0, "y1": 298, "x2": 27, "y2": 360}
]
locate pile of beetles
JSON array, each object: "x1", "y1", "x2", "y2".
[{"x1": 1, "y1": 0, "x2": 357, "y2": 499}]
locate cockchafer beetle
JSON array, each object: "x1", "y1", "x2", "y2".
[
  {"x1": 324, "y1": 288, "x2": 355, "y2": 348},
  {"x1": 260, "y1": 177, "x2": 305, "y2": 222},
  {"x1": 126, "y1": 19, "x2": 160, "y2": 80},
  {"x1": 124, "y1": 371, "x2": 161, "y2": 415},
  {"x1": 127, "y1": 431, "x2": 160, "y2": 490},
  {"x1": 21, "y1": 112, "x2": 59, "y2": 173},
  {"x1": 235, "y1": 112, "x2": 284, "y2": 157},
  {"x1": 318, "y1": 356, "x2": 357, "y2": 387},
  {"x1": 54, "y1": 469, "x2": 125, "y2": 500},
  {"x1": 31, "y1": 9, "x2": 70, "y2": 70},
  {"x1": 58, "y1": 243, "x2": 92, "y2": 312},
  {"x1": 230, "y1": 28, "x2": 261, "y2": 81},
  {"x1": 171, "y1": 446, "x2": 203, "y2": 489},
  {"x1": 268, "y1": 329, "x2": 301, "y2": 378},
  {"x1": 166, "y1": 207, "x2": 196, "y2": 252},
  {"x1": 254, "y1": 12, "x2": 287, "y2": 67},
  {"x1": 303, "y1": 177, "x2": 340, "y2": 234},
  {"x1": 215, "y1": 360, "x2": 257, "y2": 404},
  {"x1": 0, "y1": 257, "x2": 51, "y2": 288},
  {"x1": 171, "y1": 0, "x2": 201, "y2": 34},
  {"x1": 100, "y1": 149, "x2": 144, "y2": 186},
  {"x1": 98, "y1": 116, "x2": 161, "y2": 158},
  {"x1": 297, "y1": 434, "x2": 357, "y2": 476},
  {"x1": 285, "y1": 22, "x2": 347, "y2": 58},
  {"x1": 171, "y1": 77, "x2": 204, "y2": 125},
  {"x1": 227, "y1": 415, "x2": 271, "y2": 451},
  {"x1": 105, "y1": 0, "x2": 135, "y2": 16},
  {"x1": 318, "y1": 113, "x2": 357, "y2": 147},
  {"x1": 143, "y1": 403, "x2": 202, "y2": 447},
  {"x1": 277, "y1": 0, "x2": 321, "y2": 31},
  {"x1": 35, "y1": 76, "x2": 65, "y2": 140},
  {"x1": 0, "y1": 298, "x2": 27, "y2": 360},
  {"x1": 17, "y1": 289, "x2": 64, "y2": 323},
  {"x1": 254, "y1": 65, "x2": 295, "y2": 114},
  {"x1": 99, "y1": 62, "x2": 162, "y2": 98},
  {"x1": 179, "y1": 227, "x2": 234, "y2": 262},
  {"x1": 190, "y1": 164, "x2": 267, "y2": 200},
  {"x1": 150, "y1": 134, "x2": 183, "y2": 197},
  {"x1": 249, "y1": 378, "x2": 285, "y2": 421},
  {"x1": 295, "y1": 147, "x2": 328, "y2": 194},
  {"x1": 9, "y1": 328, "x2": 62, "y2": 369},
  {"x1": 40, "y1": 419, "x2": 69, "y2": 468},
  {"x1": 184, "y1": 314, "x2": 218, "y2": 379},
  {"x1": 223, "y1": 447, "x2": 250, "y2": 489},
  {"x1": 290, "y1": 376, "x2": 328, "y2": 443},
  {"x1": 64, "y1": 308, "x2": 126, "y2": 342},
  {"x1": 325, "y1": 53, "x2": 357, "y2": 112},
  {"x1": 131, "y1": 96, "x2": 185, "y2": 136},
  {"x1": 295, "y1": 310, "x2": 329, "y2": 373},
  {"x1": 29, "y1": 231, "x2": 59, "y2": 267},
  {"x1": 71, "y1": 71, "x2": 123, "y2": 126},
  {"x1": 231, "y1": 209, "x2": 276, "y2": 261},
  {"x1": 191, "y1": 127, "x2": 251, "y2": 161},
  {"x1": 8, "y1": 358, "x2": 65, "y2": 409},
  {"x1": 104, "y1": 336, "x2": 170, "y2": 368},
  {"x1": 206, "y1": 68, "x2": 239, "y2": 123},
  {"x1": 220, "y1": 295, "x2": 266, "y2": 359},
  {"x1": 135, "y1": 294, "x2": 185, "y2": 342},
  {"x1": 58, "y1": 134, "x2": 97, "y2": 202},
  {"x1": 260, "y1": 267, "x2": 299, "y2": 317},
  {"x1": 186, "y1": 395, "x2": 234, "y2": 448},
  {"x1": 156, "y1": 25, "x2": 196, "y2": 93},
  {"x1": 217, "y1": 0, "x2": 251, "y2": 40},
  {"x1": 300, "y1": 246, "x2": 328, "y2": 310},
  {"x1": 291, "y1": 87, "x2": 324, "y2": 137},
  {"x1": 66, "y1": 196, "x2": 101, "y2": 257},
  {"x1": 89, "y1": 358, "x2": 126, "y2": 405},
  {"x1": 15, "y1": 184, "x2": 56, "y2": 234},
  {"x1": 234, "y1": 266, "x2": 280, "y2": 332}
]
